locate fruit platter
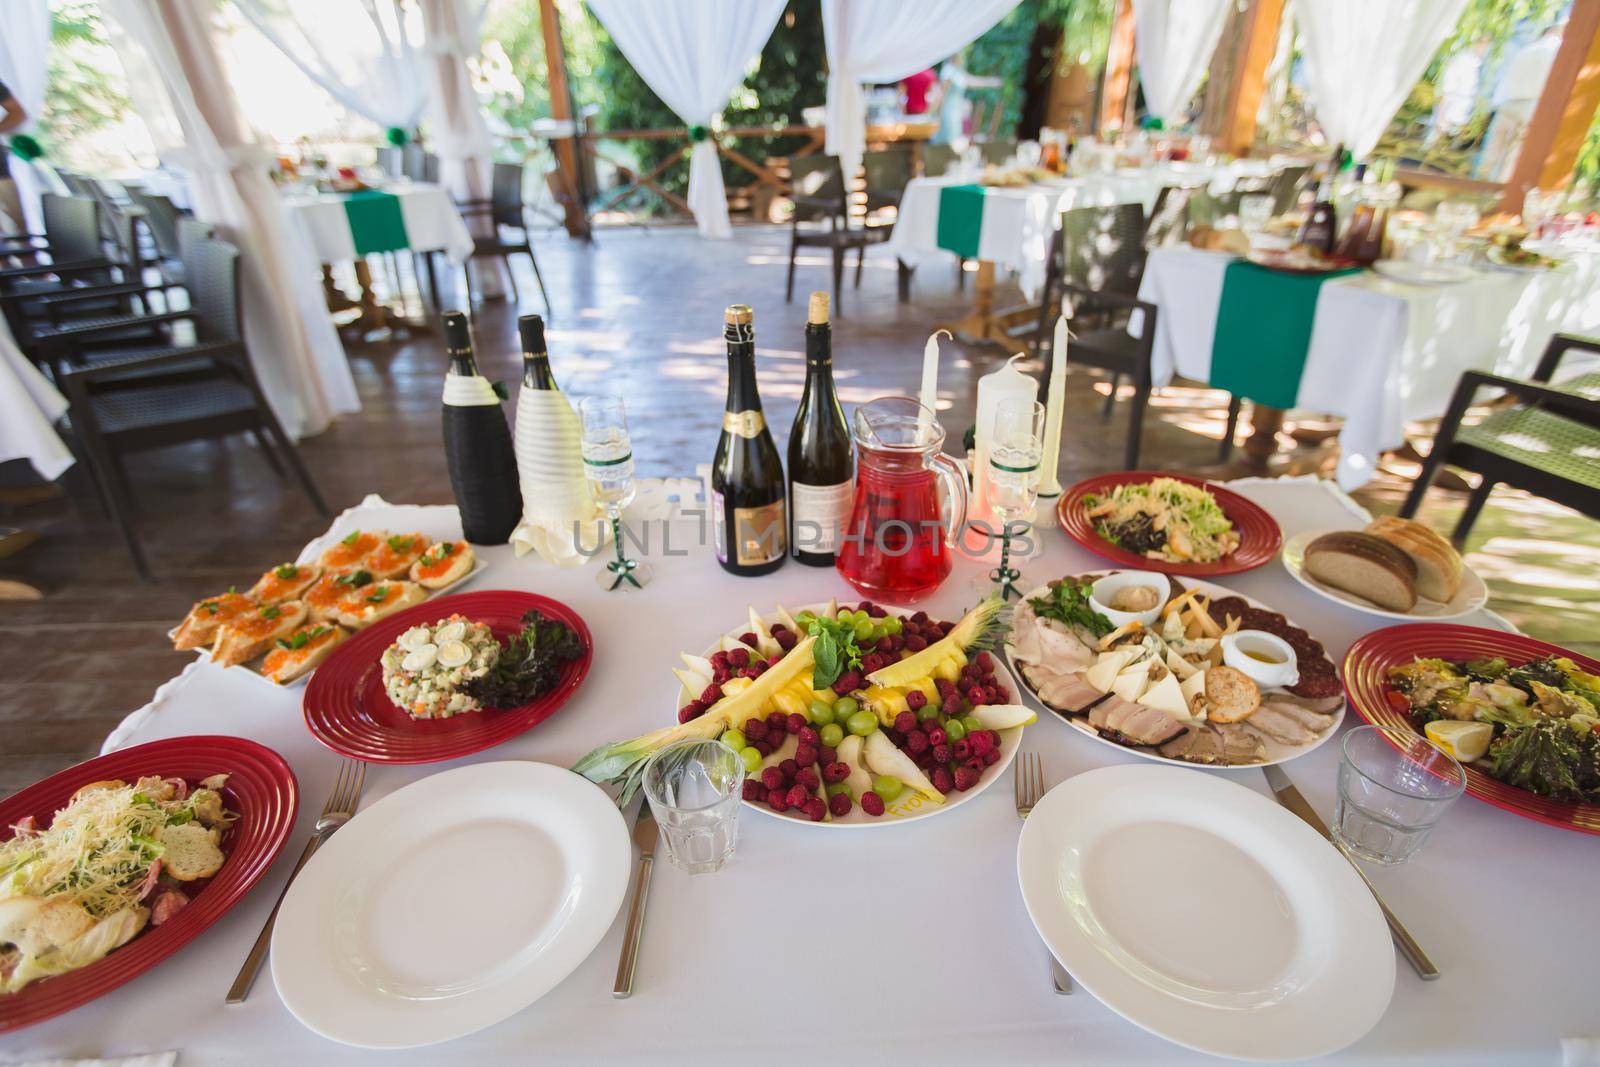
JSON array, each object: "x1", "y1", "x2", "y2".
[
  {"x1": 1006, "y1": 571, "x2": 1344, "y2": 768},
  {"x1": 576, "y1": 598, "x2": 1036, "y2": 825}
]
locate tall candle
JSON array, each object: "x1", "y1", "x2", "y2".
[
  {"x1": 971, "y1": 353, "x2": 1038, "y2": 529},
  {"x1": 919, "y1": 329, "x2": 950, "y2": 416},
  {"x1": 1038, "y1": 311, "x2": 1071, "y2": 498}
]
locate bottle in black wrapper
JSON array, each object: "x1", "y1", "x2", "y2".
[{"x1": 440, "y1": 310, "x2": 522, "y2": 544}]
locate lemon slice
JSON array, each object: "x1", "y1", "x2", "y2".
[{"x1": 1425, "y1": 720, "x2": 1493, "y2": 763}]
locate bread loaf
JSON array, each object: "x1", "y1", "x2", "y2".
[
  {"x1": 1304, "y1": 531, "x2": 1418, "y2": 612},
  {"x1": 1363, "y1": 516, "x2": 1462, "y2": 603}
]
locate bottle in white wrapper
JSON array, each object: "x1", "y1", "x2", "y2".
[{"x1": 508, "y1": 315, "x2": 601, "y2": 564}]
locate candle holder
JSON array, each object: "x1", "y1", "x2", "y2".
[
  {"x1": 975, "y1": 397, "x2": 1043, "y2": 603},
  {"x1": 579, "y1": 396, "x2": 654, "y2": 592},
  {"x1": 990, "y1": 520, "x2": 1026, "y2": 601}
]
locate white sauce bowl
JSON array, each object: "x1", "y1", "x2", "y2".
[
  {"x1": 1220, "y1": 630, "x2": 1300, "y2": 690},
  {"x1": 1089, "y1": 571, "x2": 1169, "y2": 630}
]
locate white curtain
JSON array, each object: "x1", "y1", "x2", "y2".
[
  {"x1": 420, "y1": 0, "x2": 505, "y2": 297},
  {"x1": 0, "y1": 0, "x2": 51, "y2": 234},
  {"x1": 233, "y1": 0, "x2": 428, "y2": 133},
  {"x1": 1131, "y1": 0, "x2": 1232, "y2": 127},
  {"x1": 822, "y1": 0, "x2": 1020, "y2": 179},
  {"x1": 587, "y1": 0, "x2": 785, "y2": 240},
  {"x1": 1291, "y1": 0, "x2": 1469, "y2": 160},
  {"x1": 100, "y1": 0, "x2": 361, "y2": 440}
]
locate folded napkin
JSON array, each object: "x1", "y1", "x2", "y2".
[{"x1": 11, "y1": 1053, "x2": 176, "y2": 1067}]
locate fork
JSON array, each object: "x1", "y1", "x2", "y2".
[
  {"x1": 1014, "y1": 751, "x2": 1073, "y2": 995},
  {"x1": 226, "y1": 759, "x2": 366, "y2": 1003}
]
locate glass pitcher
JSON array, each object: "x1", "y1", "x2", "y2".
[{"x1": 835, "y1": 397, "x2": 969, "y2": 604}]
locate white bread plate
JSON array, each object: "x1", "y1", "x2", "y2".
[{"x1": 1282, "y1": 529, "x2": 1487, "y2": 621}]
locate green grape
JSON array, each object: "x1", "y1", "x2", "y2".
[
  {"x1": 739, "y1": 746, "x2": 762, "y2": 774},
  {"x1": 882, "y1": 616, "x2": 903, "y2": 635},
  {"x1": 944, "y1": 719, "x2": 967, "y2": 743},
  {"x1": 825, "y1": 782, "x2": 852, "y2": 798},
  {"x1": 721, "y1": 729, "x2": 747, "y2": 752},
  {"x1": 833, "y1": 696, "x2": 860, "y2": 718},
  {"x1": 853, "y1": 619, "x2": 874, "y2": 641},
  {"x1": 916, "y1": 704, "x2": 940, "y2": 723},
  {"x1": 960, "y1": 714, "x2": 982, "y2": 735},
  {"x1": 872, "y1": 775, "x2": 904, "y2": 802},
  {"x1": 847, "y1": 710, "x2": 878, "y2": 737},
  {"x1": 808, "y1": 700, "x2": 836, "y2": 726},
  {"x1": 819, "y1": 722, "x2": 844, "y2": 748}
]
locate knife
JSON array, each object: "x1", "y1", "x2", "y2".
[
  {"x1": 613, "y1": 802, "x2": 659, "y2": 998},
  {"x1": 1262, "y1": 765, "x2": 1439, "y2": 980}
]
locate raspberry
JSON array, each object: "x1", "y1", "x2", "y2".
[
  {"x1": 911, "y1": 610, "x2": 930, "y2": 624},
  {"x1": 748, "y1": 659, "x2": 769, "y2": 676},
  {"x1": 727, "y1": 648, "x2": 750, "y2": 668},
  {"x1": 829, "y1": 791, "x2": 852, "y2": 817},
  {"x1": 975, "y1": 651, "x2": 995, "y2": 672},
  {"x1": 739, "y1": 631, "x2": 759, "y2": 647},
  {"x1": 991, "y1": 685, "x2": 1010, "y2": 703},
  {"x1": 787, "y1": 784, "x2": 811, "y2": 809},
  {"x1": 798, "y1": 726, "x2": 820, "y2": 747},
  {"x1": 699, "y1": 683, "x2": 722, "y2": 705},
  {"x1": 818, "y1": 745, "x2": 837, "y2": 765},
  {"x1": 835, "y1": 669, "x2": 864, "y2": 693},
  {"x1": 961, "y1": 663, "x2": 981, "y2": 682},
  {"x1": 767, "y1": 711, "x2": 788, "y2": 731},
  {"x1": 877, "y1": 636, "x2": 898, "y2": 654},
  {"x1": 768, "y1": 789, "x2": 790, "y2": 812},
  {"x1": 982, "y1": 747, "x2": 1001, "y2": 766},
  {"x1": 893, "y1": 711, "x2": 918, "y2": 734},
  {"x1": 823, "y1": 761, "x2": 850, "y2": 784},
  {"x1": 775, "y1": 629, "x2": 798, "y2": 650},
  {"x1": 860, "y1": 653, "x2": 886, "y2": 673},
  {"x1": 779, "y1": 759, "x2": 799, "y2": 783},
  {"x1": 739, "y1": 666, "x2": 763, "y2": 679},
  {"x1": 927, "y1": 727, "x2": 948, "y2": 748},
  {"x1": 804, "y1": 797, "x2": 827, "y2": 821},
  {"x1": 961, "y1": 680, "x2": 983, "y2": 700},
  {"x1": 883, "y1": 729, "x2": 902, "y2": 748},
  {"x1": 860, "y1": 791, "x2": 886, "y2": 817},
  {"x1": 952, "y1": 738, "x2": 972, "y2": 761},
  {"x1": 932, "y1": 743, "x2": 953, "y2": 764},
  {"x1": 938, "y1": 621, "x2": 955, "y2": 636},
  {"x1": 903, "y1": 634, "x2": 928, "y2": 652},
  {"x1": 953, "y1": 766, "x2": 979, "y2": 791},
  {"x1": 678, "y1": 704, "x2": 700, "y2": 724},
  {"x1": 710, "y1": 650, "x2": 731, "y2": 669},
  {"x1": 935, "y1": 677, "x2": 956, "y2": 698},
  {"x1": 931, "y1": 767, "x2": 955, "y2": 794},
  {"x1": 787, "y1": 713, "x2": 807, "y2": 735},
  {"x1": 794, "y1": 744, "x2": 819, "y2": 768},
  {"x1": 906, "y1": 689, "x2": 927, "y2": 711},
  {"x1": 905, "y1": 730, "x2": 930, "y2": 755},
  {"x1": 742, "y1": 779, "x2": 764, "y2": 801},
  {"x1": 942, "y1": 692, "x2": 963, "y2": 717},
  {"x1": 964, "y1": 756, "x2": 985, "y2": 775},
  {"x1": 711, "y1": 666, "x2": 730, "y2": 685},
  {"x1": 913, "y1": 749, "x2": 936, "y2": 769},
  {"x1": 970, "y1": 730, "x2": 997, "y2": 756},
  {"x1": 795, "y1": 767, "x2": 820, "y2": 792},
  {"x1": 761, "y1": 767, "x2": 783, "y2": 791},
  {"x1": 743, "y1": 718, "x2": 768, "y2": 742},
  {"x1": 753, "y1": 739, "x2": 774, "y2": 757}
]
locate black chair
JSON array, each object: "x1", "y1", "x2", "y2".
[
  {"x1": 49, "y1": 233, "x2": 329, "y2": 577},
  {"x1": 458, "y1": 160, "x2": 550, "y2": 312},
  {"x1": 127, "y1": 191, "x2": 186, "y2": 282},
  {"x1": 784, "y1": 155, "x2": 892, "y2": 312},
  {"x1": 1144, "y1": 185, "x2": 1193, "y2": 248},
  {"x1": 863, "y1": 148, "x2": 912, "y2": 214},
  {"x1": 1400, "y1": 334, "x2": 1600, "y2": 546},
  {"x1": 0, "y1": 194, "x2": 107, "y2": 275},
  {"x1": 922, "y1": 143, "x2": 957, "y2": 177},
  {"x1": 1187, "y1": 189, "x2": 1243, "y2": 227}
]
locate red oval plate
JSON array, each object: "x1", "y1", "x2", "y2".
[
  {"x1": 0, "y1": 736, "x2": 297, "y2": 1034},
  {"x1": 303, "y1": 589, "x2": 592, "y2": 764},
  {"x1": 1345, "y1": 623, "x2": 1600, "y2": 835},
  {"x1": 1056, "y1": 471, "x2": 1283, "y2": 576}
]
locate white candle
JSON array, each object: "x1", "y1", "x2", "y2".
[
  {"x1": 972, "y1": 353, "x2": 1038, "y2": 529},
  {"x1": 919, "y1": 329, "x2": 950, "y2": 416},
  {"x1": 1038, "y1": 311, "x2": 1071, "y2": 497}
]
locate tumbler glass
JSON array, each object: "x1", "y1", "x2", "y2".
[
  {"x1": 1332, "y1": 725, "x2": 1465, "y2": 865},
  {"x1": 641, "y1": 739, "x2": 743, "y2": 874}
]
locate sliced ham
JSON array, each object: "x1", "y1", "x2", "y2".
[
  {"x1": 1159, "y1": 723, "x2": 1267, "y2": 765},
  {"x1": 1090, "y1": 698, "x2": 1187, "y2": 746},
  {"x1": 1213, "y1": 723, "x2": 1269, "y2": 764},
  {"x1": 1242, "y1": 704, "x2": 1319, "y2": 745},
  {"x1": 1024, "y1": 662, "x2": 1103, "y2": 711},
  {"x1": 1259, "y1": 697, "x2": 1338, "y2": 733},
  {"x1": 136, "y1": 860, "x2": 163, "y2": 901},
  {"x1": 150, "y1": 889, "x2": 189, "y2": 926},
  {"x1": 1274, "y1": 691, "x2": 1344, "y2": 716},
  {"x1": 9, "y1": 815, "x2": 36, "y2": 837}
]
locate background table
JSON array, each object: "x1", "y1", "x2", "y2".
[
  {"x1": 10, "y1": 479, "x2": 1597, "y2": 1066},
  {"x1": 1136, "y1": 246, "x2": 1600, "y2": 489}
]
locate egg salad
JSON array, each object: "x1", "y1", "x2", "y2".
[{"x1": 380, "y1": 615, "x2": 500, "y2": 719}]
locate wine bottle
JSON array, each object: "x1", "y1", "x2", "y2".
[
  {"x1": 1297, "y1": 146, "x2": 1342, "y2": 253},
  {"x1": 788, "y1": 292, "x2": 853, "y2": 567},
  {"x1": 519, "y1": 313, "x2": 557, "y2": 390},
  {"x1": 711, "y1": 304, "x2": 786, "y2": 576},
  {"x1": 440, "y1": 310, "x2": 522, "y2": 544}
]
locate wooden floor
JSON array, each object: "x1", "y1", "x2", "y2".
[{"x1": 3, "y1": 224, "x2": 1596, "y2": 795}]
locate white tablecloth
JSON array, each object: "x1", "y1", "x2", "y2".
[
  {"x1": 0, "y1": 315, "x2": 72, "y2": 479},
  {"x1": 1136, "y1": 246, "x2": 1600, "y2": 489},
  {"x1": 10, "y1": 479, "x2": 1598, "y2": 1066},
  {"x1": 282, "y1": 183, "x2": 474, "y2": 265},
  {"x1": 887, "y1": 161, "x2": 1275, "y2": 300}
]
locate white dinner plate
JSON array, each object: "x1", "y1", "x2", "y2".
[
  {"x1": 271, "y1": 762, "x2": 630, "y2": 1049},
  {"x1": 1005, "y1": 578, "x2": 1345, "y2": 770},
  {"x1": 1282, "y1": 529, "x2": 1489, "y2": 621},
  {"x1": 1017, "y1": 765, "x2": 1394, "y2": 1061},
  {"x1": 677, "y1": 604, "x2": 1025, "y2": 828},
  {"x1": 1371, "y1": 259, "x2": 1477, "y2": 285}
]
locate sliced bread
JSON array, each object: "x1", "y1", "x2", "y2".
[
  {"x1": 1305, "y1": 531, "x2": 1418, "y2": 612},
  {"x1": 1363, "y1": 515, "x2": 1462, "y2": 603}
]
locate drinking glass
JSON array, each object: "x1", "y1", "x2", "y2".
[
  {"x1": 1239, "y1": 194, "x2": 1273, "y2": 237},
  {"x1": 982, "y1": 397, "x2": 1044, "y2": 602},
  {"x1": 1523, "y1": 186, "x2": 1560, "y2": 239},
  {"x1": 1434, "y1": 200, "x2": 1479, "y2": 259},
  {"x1": 578, "y1": 395, "x2": 653, "y2": 591},
  {"x1": 1332, "y1": 725, "x2": 1465, "y2": 866},
  {"x1": 1017, "y1": 140, "x2": 1043, "y2": 169},
  {"x1": 641, "y1": 739, "x2": 743, "y2": 875}
]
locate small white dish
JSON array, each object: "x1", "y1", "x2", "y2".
[
  {"x1": 1088, "y1": 571, "x2": 1169, "y2": 629},
  {"x1": 1017, "y1": 765, "x2": 1395, "y2": 1061},
  {"x1": 1282, "y1": 529, "x2": 1490, "y2": 621},
  {"x1": 272, "y1": 762, "x2": 629, "y2": 1049},
  {"x1": 1221, "y1": 629, "x2": 1299, "y2": 689}
]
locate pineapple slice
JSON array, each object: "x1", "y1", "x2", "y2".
[
  {"x1": 861, "y1": 684, "x2": 912, "y2": 725},
  {"x1": 866, "y1": 598, "x2": 1005, "y2": 689}
]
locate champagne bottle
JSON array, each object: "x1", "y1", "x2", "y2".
[
  {"x1": 440, "y1": 310, "x2": 522, "y2": 544},
  {"x1": 1297, "y1": 146, "x2": 1342, "y2": 253},
  {"x1": 711, "y1": 304, "x2": 786, "y2": 576},
  {"x1": 519, "y1": 313, "x2": 557, "y2": 389},
  {"x1": 788, "y1": 292, "x2": 853, "y2": 566}
]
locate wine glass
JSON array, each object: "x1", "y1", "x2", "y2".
[
  {"x1": 579, "y1": 395, "x2": 653, "y2": 591},
  {"x1": 982, "y1": 397, "x2": 1045, "y2": 602},
  {"x1": 1239, "y1": 194, "x2": 1273, "y2": 238},
  {"x1": 1434, "y1": 200, "x2": 1479, "y2": 260}
]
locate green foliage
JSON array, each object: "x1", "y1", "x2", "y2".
[
  {"x1": 964, "y1": 0, "x2": 1116, "y2": 139},
  {"x1": 38, "y1": 2, "x2": 133, "y2": 168}
]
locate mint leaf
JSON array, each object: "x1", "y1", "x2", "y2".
[{"x1": 812, "y1": 632, "x2": 842, "y2": 689}]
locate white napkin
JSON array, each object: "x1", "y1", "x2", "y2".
[
  {"x1": 11, "y1": 1054, "x2": 176, "y2": 1067},
  {"x1": 1563, "y1": 1037, "x2": 1600, "y2": 1067},
  {"x1": 511, "y1": 388, "x2": 599, "y2": 565}
]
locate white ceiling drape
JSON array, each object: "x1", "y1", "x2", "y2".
[
  {"x1": 99, "y1": 0, "x2": 360, "y2": 440},
  {"x1": 233, "y1": 0, "x2": 428, "y2": 134},
  {"x1": 0, "y1": 0, "x2": 52, "y2": 234},
  {"x1": 822, "y1": 0, "x2": 1020, "y2": 179},
  {"x1": 586, "y1": 0, "x2": 785, "y2": 240},
  {"x1": 1291, "y1": 0, "x2": 1469, "y2": 160},
  {"x1": 1131, "y1": 0, "x2": 1232, "y2": 127}
]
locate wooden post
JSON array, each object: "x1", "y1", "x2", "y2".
[
  {"x1": 1099, "y1": 0, "x2": 1136, "y2": 135},
  {"x1": 1214, "y1": 0, "x2": 1286, "y2": 155},
  {"x1": 538, "y1": 0, "x2": 592, "y2": 239},
  {"x1": 1501, "y1": 0, "x2": 1600, "y2": 211}
]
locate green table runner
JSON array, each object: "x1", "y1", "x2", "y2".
[
  {"x1": 341, "y1": 189, "x2": 410, "y2": 256},
  {"x1": 935, "y1": 184, "x2": 985, "y2": 259},
  {"x1": 1209, "y1": 262, "x2": 1362, "y2": 409}
]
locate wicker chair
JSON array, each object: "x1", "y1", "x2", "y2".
[
  {"x1": 922, "y1": 143, "x2": 957, "y2": 177},
  {"x1": 863, "y1": 148, "x2": 913, "y2": 214},
  {"x1": 49, "y1": 233, "x2": 329, "y2": 577},
  {"x1": 457, "y1": 160, "x2": 550, "y2": 312},
  {"x1": 1144, "y1": 185, "x2": 1193, "y2": 249},
  {"x1": 979, "y1": 139, "x2": 1017, "y2": 165},
  {"x1": 785, "y1": 155, "x2": 892, "y2": 312},
  {"x1": 1401, "y1": 334, "x2": 1600, "y2": 545}
]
